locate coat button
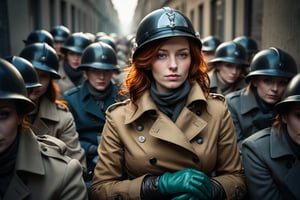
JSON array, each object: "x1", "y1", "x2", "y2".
[
  {"x1": 196, "y1": 111, "x2": 202, "y2": 116},
  {"x1": 136, "y1": 124, "x2": 144, "y2": 131},
  {"x1": 192, "y1": 156, "x2": 199, "y2": 163},
  {"x1": 196, "y1": 137, "x2": 203, "y2": 144},
  {"x1": 149, "y1": 157, "x2": 157, "y2": 165},
  {"x1": 41, "y1": 147, "x2": 47, "y2": 152},
  {"x1": 138, "y1": 136, "x2": 146, "y2": 143}
]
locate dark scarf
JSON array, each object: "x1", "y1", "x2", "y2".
[
  {"x1": 150, "y1": 81, "x2": 191, "y2": 122},
  {"x1": 87, "y1": 81, "x2": 113, "y2": 109},
  {"x1": 0, "y1": 133, "x2": 19, "y2": 197},
  {"x1": 63, "y1": 61, "x2": 84, "y2": 86}
]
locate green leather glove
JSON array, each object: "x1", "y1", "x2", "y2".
[
  {"x1": 158, "y1": 168, "x2": 212, "y2": 199},
  {"x1": 172, "y1": 193, "x2": 198, "y2": 200}
]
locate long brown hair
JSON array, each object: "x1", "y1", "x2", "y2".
[
  {"x1": 45, "y1": 80, "x2": 69, "y2": 111},
  {"x1": 121, "y1": 37, "x2": 210, "y2": 104}
]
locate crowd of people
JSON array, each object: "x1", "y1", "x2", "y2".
[{"x1": 0, "y1": 6, "x2": 299, "y2": 200}]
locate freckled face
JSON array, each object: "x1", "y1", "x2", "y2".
[{"x1": 151, "y1": 37, "x2": 191, "y2": 93}]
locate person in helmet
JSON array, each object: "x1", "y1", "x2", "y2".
[
  {"x1": 242, "y1": 73, "x2": 300, "y2": 200},
  {"x1": 225, "y1": 47, "x2": 298, "y2": 150},
  {"x1": 64, "y1": 42, "x2": 123, "y2": 188},
  {"x1": 23, "y1": 29, "x2": 54, "y2": 47},
  {"x1": 201, "y1": 35, "x2": 222, "y2": 71},
  {"x1": 208, "y1": 41, "x2": 249, "y2": 96},
  {"x1": 19, "y1": 43, "x2": 86, "y2": 169},
  {"x1": 233, "y1": 36, "x2": 259, "y2": 63},
  {"x1": 57, "y1": 32, "x2": 92, "y2": 96},
  {"x1": 5, "y1": 56, "x2": 42, "y2": 90},
  {"x1": 89, "y1": 7, "x2": 246, "y2": 200},
  {"x1": 50, "y1": 25, "x2": 71, "y2": 61},
  {"x1": 0, "y1": 58, "x2": 87, "y2": 199}
]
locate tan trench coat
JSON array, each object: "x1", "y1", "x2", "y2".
[
  {"x1": 2, "y1": 128, "x2": 87, "y2": 200},
  {"x1": 29, "y1": 96, "x2": 86, "y2": 168},
  {"x1": 90, "y1": 83, "x2": 246, "y2": 200}
]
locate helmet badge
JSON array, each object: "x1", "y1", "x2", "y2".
[{"x1": 165, "y1": 8, "x2": 175, "y2": 28}]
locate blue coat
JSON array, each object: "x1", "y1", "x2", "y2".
[
  {"x1": 64, "y1": 80, "x2": 119, "y2": 176},
  {"x1": 242, "y1": 127, "x2": 300, "y2": 200}
]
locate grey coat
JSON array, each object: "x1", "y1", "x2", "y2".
[{"x1": 242, "y1": 127, "x2": 300, "y2": 200}]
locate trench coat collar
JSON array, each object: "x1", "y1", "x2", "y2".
[
  {"x1": 239, "y1": 88, "x2": 259, "y2": 114},
  {"x1": 124, "y1": 83, "x2": 207, "y2": 124},
  {"x1": 270, "y1": 129, "x2": 295, "y2": 158},
  {"x1": 37, "y1": 96, "x2": 60, "y2": 122},
  {"x1": 15, "y1": 128, "x2": 45, "y2": 175}
]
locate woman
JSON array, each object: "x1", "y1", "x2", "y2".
[
  {"x1": 89, "y1": 7, "x2": 246, "y2": 200},
  {"x1": 64, "y1": 42, "x2": 122, "y2": 187},
  {"x1": 242, "y1": 73, "x2": 300, "y2": 200},
  {"x1": 0, "y1": 59, "x2": 87, "y2": 199},
  {"x1": 57, "y1": 32, "x2": 92, "y2": 96},
  {"x1": 19, "y1": 42, "x2": 86, "y2": 168},
  {"x1": 208, "y1": 41, "x2": 249, "y2": 96},
  {"x1": 225, "y1": 47, "x2": 298, "y2": 149}
]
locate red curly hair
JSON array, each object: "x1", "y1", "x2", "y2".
[{"x1": 121, "y1": 37, "x2": 210, "y2": 104}]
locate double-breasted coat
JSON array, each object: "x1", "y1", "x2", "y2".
[
  {"x1": 2, "y1": 128, "x2": 87, "y2": 200},
  {"x1": 242, "y1": 127, "x2": 300, "y2": 200},
  {"x1": 64, "y1": 80, "x2": 119, "y2": 176},
  {"x1": 29, "y1": 96, "x2": 86, "y2": 168},
  {"x1": 89, "y1": 83, "x2": 246, "y2": 200},
  {"x1": 225, "y1": 88, "x2": 276, "y2": 149}
]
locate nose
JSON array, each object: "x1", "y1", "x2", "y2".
[
  {"x1": 168, "y1": 55, "x2": 178, "y2": 71},
  {"x1": 271, "y1": 82, "x2": 279, "y2": 91}
]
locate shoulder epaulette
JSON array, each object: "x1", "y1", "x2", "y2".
[
  {"x1": 209, "y1": 93, "x2": 225, "y2": 102},
  {"x1": 107, "y1": 99, "x2": 130, "y2": 112}
]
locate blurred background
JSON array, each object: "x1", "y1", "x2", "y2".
[{"x1": 1, "y1": 0, "x2": 299, "y2": 71}]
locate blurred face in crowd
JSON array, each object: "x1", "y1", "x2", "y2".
[
  {"x1": 86, "y1": 68, "x2": 113, "y2": 91},
  {"x1": 0, "y1": 100, "x2": 21, "y2": 153},
  {"x1": 282, "y1": 103, "x2": 300, "y2": 145},
  {"x1": 253, "y1": 75, "x2": 289, "y2": 104},
  {"x1": 216, "y1": 62, "x2": 243, "y2": 84},
  {"x1": 151, "y1": 37, "x2": 191, "y2": 93},
  {"x1": 67, "y1": 51, "x2": 82, "y2": 69},
  {"x1": 202, "y1": 51, "x2": 215, "y2": 63},
  {"x1": 53, "y1": 41, "x2": 65, "y2": 58},
  {"x1": 29, "y1": 69, "x2": 50, "y2": 102}
]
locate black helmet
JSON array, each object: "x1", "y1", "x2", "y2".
[
  {"x1": 78, "y1": 42, "x2": 118, "y2": 70},
  {"x1": 23, "y1": 29, "x2": 54, "y2": 47},
  {"x1": 95, "y1": 35, "x2": 117, "y2": 51},
  {"x1": 246, "y1": 47, "x2": 298, "y2": 82},
  {"x1": 275, "y1": 73, "x2": 300, "y2": 114},
  {"x1": 202, "y1": 36, "x2": 222, "y2": 52},
  {"x1": 50, "y1": 25, "x2": 71, "y2": 42},
  {"x1": 19, "y1": 43, "x2": 61, "y2": 79},
  {"x1": 5, "y1": 56, "x2": 41, "y2": 89},
  {"x1": 209, "y1": 41, "x2": 249, "y2": 66},
  {"x1": 133, "y1": 7, "x2": 202, "y2": 60},
  {"x1": 233, "y1": 36, "x2": 258, "y2": 54},
  {"x1": 0, "y1": 58, "x2": 35, "y2": 114},
  {"x1": 61, "y1": 32, "x2": 92, "y2": 54}
]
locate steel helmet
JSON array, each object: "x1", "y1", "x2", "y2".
[
  {"x1": 0, "y1": 58, "x2": 35, "y2": 114},
  {"x1": 233, "y1": 36, "x2": 258, "y2": 54},
  {"x1": 95, "y1": 35, "x2": 117, "y2": 51},
  {"x1": 5, "y1": 56, "x2": 41, "y2": 89},
  {"x1": 50, "y1": 25, "x2": 71, "y2": 42},
  {"x1": 246, "y1": 47, "x2": 298, "y2": 82},
  {"x1": 202, "y1": 36, "x2": 222, "y2": 52},
  {"x1": 275, "y1": 73, "x2": 300, "y2": 113},
  {"x1": 19, "y1": 43, "x2": 61, "y2": 79},
  {"x1": 78, "y1": 42, "x2": 118, "y2": 70},
  {"x1": 132, "y1": 7, "x2": 202, "y2": 60},
  {"x1": 61, "y1": 32, "x2": 92, "y2": 54},
  {"x1": 23, "y1": 29, "x2": 54, "y2": 47},
  {"x1": 208, "y1": 41, "x2": 249, "y2": 66}
]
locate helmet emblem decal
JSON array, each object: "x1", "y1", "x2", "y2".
[{"x1": 165, "y1": 8, "x2": 175, "y2": 28}]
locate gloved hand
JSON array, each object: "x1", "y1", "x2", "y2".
[
  {"x1": 158, "y1": 168, "x2": 212, "y2": 199},
  {"x1": 172, "y1": 193, "x2": 198, "y2": 200}
]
